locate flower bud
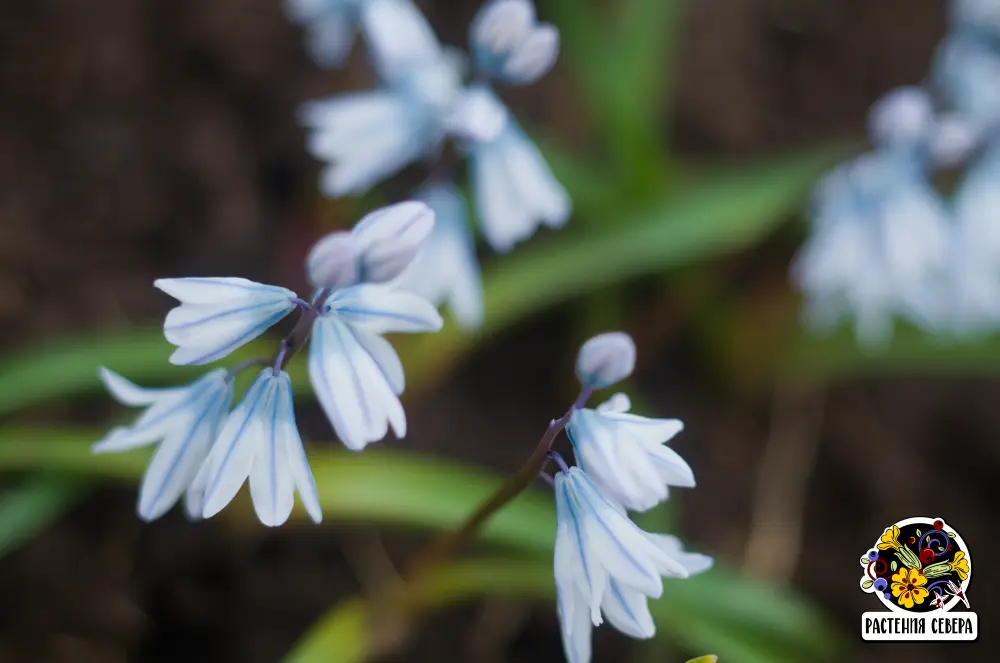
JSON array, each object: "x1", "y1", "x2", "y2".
[
  {"x1": 470, "y1": 0, "x2": 559, "y2": 85},
  {"x1": 867, "y1": 86, "x2": 934, "y2": 148},
  {"x1": 575, "y1": 332, "x2": 636, "y2": 389},
  {"x1": 352, "y1": 201, "x2": 435, "y2": 283},
  {"x1": 306, "y1": 231, "x2": 358, "y2": 289}
]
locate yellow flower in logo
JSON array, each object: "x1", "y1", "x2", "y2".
[
  {"x1": 878, "y1": 525, "x2": 902, "y2": 551},
  {"x1": 950, "y1": 551, "x2": 970, "y2": 581},
  {"x1": 891, "y1": 567, "x2": 929, "y2": 609}
]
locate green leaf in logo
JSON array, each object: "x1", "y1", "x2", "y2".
[
  {"x1": 891, "y1": 560, "x2": 898, "y2": 572},
  {"x1": 862, "y1": 579, "x2": 874, "y2": 590}
]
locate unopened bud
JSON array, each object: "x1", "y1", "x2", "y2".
[
  {"x1": 575, "y1": 332, "x2": 636, "y2": 389},
  {"x1": 352, "y1": 201, "x2": 435, "y2": 283},
  {"x1": 306, "y1": 231, "x2": 358, "y2": 289}
]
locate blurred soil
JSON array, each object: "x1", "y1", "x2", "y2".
[{"x1": 0, "y1": 0, "x2": 995, "y2": 662}]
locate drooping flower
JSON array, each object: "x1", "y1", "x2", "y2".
[
  {"x1": 878, "y1": 525, "x2": 902, "y2": 551},
  {"x1": 286, "y1": 0, "x2": 364, "y2": 68},
  {"x1": 553, "y1": 465, "x2": 712, "y2": 663},
  {"x1": 470, "y1": 0, "x2": 560, "y2": 85},
  {"x1": 92, "y1": 368, "x2": 233, "y2": 522},
  {"x1": 950, "y1": 551, "x2": 971, "y2": 580},
  {"x1": 199, "y1": 369, "x2": 322, "y2": 527},
  {"x1": 566, "y1": 393, "x2": 693, "y2": 512},
  {"x1": 308, "y1": 284, "x2": 442, "y2": 449},
  {"x1": 891, "y1": 567, "x2": 929, "y2": 609},
  {"x1": 574, "y1": 332, "x2": 636, "y2": 390},
  {"x1": 300, "y1": 5, "x2": 462, "y2": 197},
  {"x1": 459, "y1": 85, "x2": 570, "y2": 252},
  {"x1": 791, "y1": 150, "x2": 951, "y2": 346},
  {"x1": 155, "y1": 278, "x2": 298, "y2": 366},
  {"x1": 396, "y1": 182, "x2": 485, "y2": 329}
]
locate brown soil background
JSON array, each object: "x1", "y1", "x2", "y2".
[{"x1": 0, "y1": 1, "x2": 995, "y2": 662}]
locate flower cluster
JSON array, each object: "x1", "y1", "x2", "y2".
[
  {"x1": 792, "y1": 0, "x2": 1000, "y2": 346},
  {"x1": 93, "y1": 202, "x2": 443, "y2": 525},
  {"x1": 289, "y1": 0, "x2": 570, "y2": 329},
  {"x1": 549, "y1": 333, "x2": 712, "y2": 663}
]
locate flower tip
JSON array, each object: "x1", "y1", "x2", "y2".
[{"x1": 575, "y1": 331, "x2": 636, "y2": 389}]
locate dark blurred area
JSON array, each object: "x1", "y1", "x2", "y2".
[{"x1": 0, "y1": 1, "x2": 994, "y2": 662}]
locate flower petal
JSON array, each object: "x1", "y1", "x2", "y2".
[
  {"x1": 352, "y1": 327, "x2": 406, "y2": 395},
  {"x1": 646, "y1": 534, "x2": 714, "y2": 576},
  {"x1": 328, "y1": 284, "x2": 443, "y2": 334},
  {"x1": 249, "y1": 372, "x2": 297, "y2": 527},
  {"x1": 502, "y1": 23, "x2": 559, "y2": 84},
  {"x1": 276, "y1": 380, "x2": 323, "y2": 524},
  {"x1": 202, "y1": 372, "x2": 276, "y2": 519},
  {"x1": 600, "y1": 580, "x2": 656, "y2": 639},
  {"x1": 361, "y1": 0, "x2": 441, "y2": 81},
  {"x1": 308, "y1": 316, "x2": 406, "y2": 450},
  {"x1": 98, "y1": 367, "x2": 173, "y2": 406}
]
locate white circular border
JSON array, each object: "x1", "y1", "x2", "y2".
[{"x1": 861, "y1": 516, "x2": 972, "y2": 614}]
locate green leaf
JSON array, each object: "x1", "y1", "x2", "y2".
[
  {"x1": 0, "y1": 474, "x2": 88, "y2": 558},
  {"x1": 685, "y1": 657, "x2": 719, "y2": 663},
  {"x1": 401, "y1": 148, "x2": 842, "y2": 389},
  {"x1": 862, "y1": 579, "x2": 874, "y2": 590},
  {"x1": 891, "y1": 560, "x2": 898, "y2": 572},
  {"x1": 782, "y1": 321, "x2": 1000, "y2": 381}
]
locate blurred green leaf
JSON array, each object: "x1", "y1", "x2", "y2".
[
  {"x1": 0, "y1": 428, "x2": 553, "y2": 553},
  {"x1": 1, "y1": 429, "x2": 840, "y2": 663},
  {"x1": 685, "y1": 657, "x2": 719, "y2": 663},
  {"x1": 0, "y1": 474, "x2": 87, "y2": 558},
  {"x1": 782, "y1": 321, "x2": 1000, "y2": 380},
  {"x1": 402, "y1": 148, "x2": 842, "y2": 389}
]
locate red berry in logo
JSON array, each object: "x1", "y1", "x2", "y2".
[
  {"x1": 908, "y1": 536, "x2": 916, "y2": 545},
  {"x1": 933, "y1": 519, "x2": 944, "y2": 530},
  {"x1": 920, "y1": 548, "x2": 936, "y2": 564}
]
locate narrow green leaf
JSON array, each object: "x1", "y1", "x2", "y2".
[
  {"x1": 0, "y1": 474, "x2": 88, "y2": 558},
  {"x1": 685, "y1": 657, "x2": 719, "y2": 663}
]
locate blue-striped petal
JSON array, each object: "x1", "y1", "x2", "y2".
[
  {"x1": 156, "y1": 277, "x2": 297, "y2": 366},
  {"x1": 326, "y1": 283, "x2": 443, "y2": 334},
  {"x1": 308, "y1": 315, "x2": 406, "y2": 450}
]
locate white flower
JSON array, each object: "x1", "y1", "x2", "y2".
[
  {"x1": 308, "y1": 284, "x2": 443, "y2": 449},
  {"x1": 306, "y1": 231, "x2": 359, "y2": 289},
  {"x1": 462, "y1": 85, "x2": 570, "y2": 252},
  {"x1": 200, "y1": 369, "x2": 322, "y2": 527},
  {"x1": 932, "y1": 32, "x2": 1000, "y2": 131},
  {"x1": 155, "y1": 278, "x2": 298, "y2": 366},
  {"x1": 470, "y1": 0, "x2": 560, "y2": 85},
  {"x1": 574, "y1": 332, "x2": 635, "y2": 389},
  {"x1": 92, "y1": 368, "x2": 233, "y2": 522},
  {"x1": 553, "y1": 466, "x2": 712, "y2": 663},
  {"x1": 286, "y1": 0, "x2": 363, "y2": 68},
  {"x1": 360, "y1": 0, "x2": 441, "y2": 82},
  {"x1": 867, "y1": 87, "x2": 935, "y2": 149},
  {"x1": 351, "y1": 201, "x2": 436, "y2": 283},
  {"x1": 396, "y1": 183, "x2": 484, "y2": 329},
  {"x1": 942, "y1": 144, "x2": 1000, "y2": 334},
  {"x1": 566, "y1": 394, "x2": 692, "y2": 512},
  {"x1": 791, "y1": 152, "x2": 951, "y2": 346}
]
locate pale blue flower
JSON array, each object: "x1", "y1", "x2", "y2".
[
  {"x1": 867, "y1": 87, "x2": 936, "y2": 150},
  {"x1": 308, "y1": 284, "x2": 443, "y2": 449},
  {"x1": 286, "y1": 0, "x2": 364, "y2": 68},
  {"x1": 792, "y1": 151, "x2": 951, "y2": 346},
  {"x1": 932, "y1": 31, "x2": 1000, "y2": 131},
  {"x1": 396, "y1": 183, "x2": 484, "y2": 329},
  {"x1": 92, "y1": 368, "x2": 233, "y2": 522},
  {"x1": 360, "y1": 0, "x2": 443, "y2": 82},
  {"x1": 553, "y1": 465, "x2": 712, "y2": 663},
  {"x1": 200, "y1": 369, "x2": 322, "y2": 527},
  {"x1": 574, "y1": 332, "x2": 635, "y2": 390},
  {"x1": 942, "y1": 143, "x2": 1000, "y2": 333},
  {"x1": 458, "y1": 85, "x2": 570, "y2": 252},
  {"x1": 351, "y1": 200, "x2": 436, "y2": 283},
  {"x1": 155, "y1": 278, "x2": 298, "y2": 366},
  {"x1": 470, "y1": 0, "x2": 560, "y2": 85},
  {"x1": 567, "y1": 394, "x2": 692, "y2": 513}
]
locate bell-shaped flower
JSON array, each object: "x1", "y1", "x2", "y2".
[
  {"x1": 932, "y1": 32, "x2": 1000, "y2": 132},
  {"x1": 553, "y1": 465, "x2": 712, "y2": 663},
  {"x1": 575, "y1": 332, "x2": 636, "y2": 390},
  {"x1": 308, "y1": 284, "x2": 443, "y2": 450},
  {"x1": 301, "y1": 4, "x2": 462, "y2": 197},
  {"x1": 470, "y1": 0, "x2": 560, "y2": 85},
  {"x1": 306, "y1": 231, "x2": 359, "y2": 289},
  {"x1": 92, "y1": 368, "x2": 233, "y2": 522},
  {"x1": 791, "y1": 151, "x2": 951, "y2": 346},
  {"x1": 566, "y1": 393, "x2": 692, "y2": 512},
  {"x1": 351, "y1": 201, "x2": 435, "y2": 283},
  {"x1": 458, "y1": 85, "x2": 570, "y2": 252},
  {"x1": 199, "y1": 369, "x2": 322, "y2": 527},
  {"x1": 155, "y1": 277, "x2": 298, "y2": 366},
  {"x1": 396, "y1": 183, "x2": 484, "y2": 329},
  {"x1": 940, "y1": 144, "x2": 1000, "y2": 334},
  {"x1": 286, "y1": 0, "x2": 364, "y2": 68}
]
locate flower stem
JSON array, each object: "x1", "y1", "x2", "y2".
[{"x1": 400, "y1": 386, "x2": 592, "y2": 586}]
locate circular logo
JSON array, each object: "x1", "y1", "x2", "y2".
[{"x1": 859, "y1": 517, "x2": 972, "y2": 613}]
